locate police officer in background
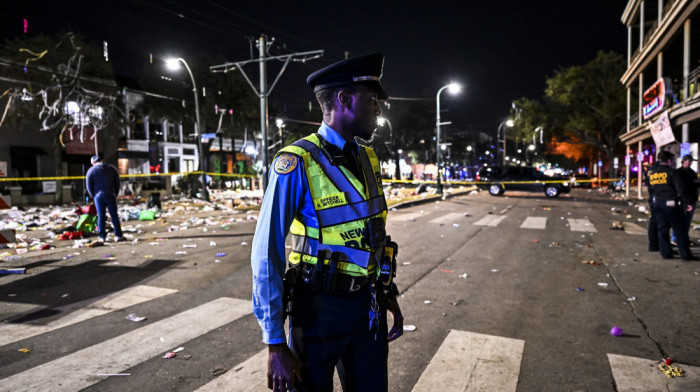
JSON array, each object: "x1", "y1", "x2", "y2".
[
  {"x1": 251, "y1": 53, "x2": 403, "y2": 392},
  {"x1": 677, "y1": 154, "x2": 699, "y2": 242},
  {"x1": 644, "y1": 161, "x2": 659, "y2": 252},
  {"x1": 648, "y1": 150, "x2": 697, "y2": 260}
]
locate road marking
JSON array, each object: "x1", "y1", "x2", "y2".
[
  {"x1": 195, "y1": 349, "x2": 268, "y2": 391},
  {"x1": 412, "y1": 330, "x2": 524, "y2": 392},
  {"x1": 474, "y1": 215, "x2": 507, "y2": 226},
  {"x1": 622, "y1": 222, "x2": 647, "y2": 235},
  {"x1": 0, "y1": 285, "x2": 178, "y2": 346},
  {"x1": 608, "y1": 353, "x2": 700, "y2": 391},
  {"x1": 499, "y1": 204, "x2": 514, "y2": 214},
  {"x1": 520, "y1": 217, "x2": 547, "y2": 230},
  {"x1": 429, "y1": 212, "x2": 468, "y2": 224},
  {"x1": 0, "y1": 297, "x2": 252, "y2": 392},
  {"x1": 390, "y1": 211, "x2": 431, "y2": 222},
  {"x1": 567, "y1": 218, "x2": 597, "y2": 232}
]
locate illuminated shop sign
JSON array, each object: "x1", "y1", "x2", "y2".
[{"x1": 642, "y1": 78, "x2": 671, "y2": 120}]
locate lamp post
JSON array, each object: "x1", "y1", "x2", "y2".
[
  {"x1": 166, "y1": 57, "x2": 209, "y2": 202},
  {"x1": 498, "y1": 119, "x2": 514, "y2": 166},
  {"x1": 377, "y1": 117, "x2": 400, "y2": 180},
  {"x1": 436, "y1": 83, "x2": 461, "y2": 194}
]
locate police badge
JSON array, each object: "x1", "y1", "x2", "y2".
[{"x1": 274, "y1": 153, "x2": 298, "y2": 174}]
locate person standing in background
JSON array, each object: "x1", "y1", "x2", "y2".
[{"x1": 86, "y1": 154, "x2": 124, "y2": 242}]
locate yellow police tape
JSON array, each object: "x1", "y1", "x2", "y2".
[
  {"x1": 0, "y1": 171, "x2": 256, "y2": 182},
  {"x1": 382, "y1": 178, "x2": 619, "y2": 185}
]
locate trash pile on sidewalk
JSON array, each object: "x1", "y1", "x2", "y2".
[{"x1": 0, "y1": 189, "x2": 263, "y2": 257}]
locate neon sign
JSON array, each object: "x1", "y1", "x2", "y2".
[{"x1": 642, "y1": 78, "x2": 670, "y2": 120}]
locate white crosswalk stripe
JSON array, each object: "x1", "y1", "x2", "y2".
[
  {"x1": 411, "y1": 330, "x2": 524, "y2": 392},
  {"x1": 0, "y1": 285, "x2": 177, "y2": 346},
  {"x1": 390, "y1": 211, "x2": 433, "y2": 221},
  {"x1": 474, "y1": 214, "x2": 507, "y2": 226},
  {"x1": 568, "y1": 218, "x2": 598, "y2": 232},
  {"x1": 0, "y1": 297, "x2": 252, "y2": 392},
  {"x1": 428, "y1": 212, "x2": 467, "y2": 224},
  {"x1": 520, "y1": 216, "x2": 547, "y2": 229},
  {"x1": 608, "y1": 353, "x2": 700, "y2": 391}
]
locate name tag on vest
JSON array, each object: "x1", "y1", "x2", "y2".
[{"x1": 314, "y1": 192, "x2": 347, "y2": 210}]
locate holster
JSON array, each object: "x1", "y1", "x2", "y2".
[{"x1": 282, "y1": 267, "x2": 300, "y2": 319}]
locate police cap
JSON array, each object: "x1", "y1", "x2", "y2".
[
  {"x1": 307, "y1": 53, "x2": 388, "y2": 99},
  {"x1": 91, "y1": 154, "x2": 103, "y2": 164},
  {"x1": 682, "y1": 154, "x2": 696, "y2": 162}
]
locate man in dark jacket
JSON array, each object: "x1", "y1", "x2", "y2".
[
  {"x1": 86, "y1": 155, "x2": 124, "y2": 242},
  {"x1": 648, "y1": 151, "x2": 697, "y2": 260},
  {"x1": 674, "y1": 154, "x2": 699, "y2": 244}
]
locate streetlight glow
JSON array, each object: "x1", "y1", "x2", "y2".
[{"x1": 165, "y1": 58, "x2": 181, "y2": 70}]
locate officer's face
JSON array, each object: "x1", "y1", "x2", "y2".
[{"x1": 346, "y1": 85, "x2": 382, "y2": 140}]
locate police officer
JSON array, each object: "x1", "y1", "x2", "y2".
[
  {"x1": 676, "y1": 154, "x2": 699, "y2": 242},
  {"x1": 251, "y1": 53, "x2": 403, "y2": 392},
  {"x1": 644, "y1": 161, "x2": 659, "y2": 252},
  {"x1": 648, "y1": 150, "x2": 697, "y2": 260}
]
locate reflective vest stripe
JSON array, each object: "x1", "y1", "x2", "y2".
[
  {"x1": 291, "y1": 234, "x2": 373, "y2": 269},
  {"x1": 316, "y1": 195, "x2": 387, "y2": 227},
  {"x1": 292, "y1": 139, "x2": 364, "y2": 203}
]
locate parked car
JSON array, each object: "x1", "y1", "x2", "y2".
[
  {"x1": 571, "y1": 173, "x2": 593, "y2": 189},
  {"x1": 476, "y1": 166, "x2": 571, "y2": 198}
]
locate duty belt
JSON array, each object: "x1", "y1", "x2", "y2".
[{"x1": 296, "y1": 250, "x2": 372, "y2": 295}]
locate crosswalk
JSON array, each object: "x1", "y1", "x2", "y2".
[
  {"x1": 390, "y1": 210, "x2": 646, "y2": 235},
  {"x1": 1, "y1": 281, "x2": 696, "y2": 391}
]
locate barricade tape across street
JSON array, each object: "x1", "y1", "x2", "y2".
[
  {"x1": 0, "y1": 171, "x2": 257, "y2": 182},
  {"x1": 382, "y1": 178, "x2": 620, "y2": 186}
]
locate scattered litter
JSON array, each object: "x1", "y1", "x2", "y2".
[
  {"x1": 531, "y1": 239, "x2": 539, "y2": 243},
  {"x1": 0, "y1": 268, "x2": 26, "y2": 275},
  {"x1": 549, "y1": 242, "x2": 560, "y2": 247},
  {"x1": 126, "y1": 314, "x2": 147, "y2": 322},
  {"x1": 402, "y1": 262, "x2": 411, "y2": 266},
  {"x1": 424, "y1": 300, "x2": 431, "y2": 304},
  {"x1": 216, "y1": 252, "x2": 227, "y2": 257},
  {"x1": 403, "y1": 325, "x2": 417, "y2": 332},
  {"x1": 214, "y1": 259, "x2": 221, "y2": 263},
  {"x1": 98, "y1": 373, "x2": 131, "y2": 377},
  {"x1": 163, "y1": 352, "x2": 177, "y2": 359},
  {"x1": 490, "y1": 269, "x2": 500, "y2": 273},
  {"x1": 452, "y1": 223, "x2": 460, "y2": 228},
  {"x1": 160, "y1": 337, "x2": 165, "y2": 342},
  {"x1": 18, "y1": 348, "x2": 30, "y2": 353},
  {"x1": 626, "y1": 296, "x2": 636, "y2": 301},
  {"x1": 659, "y1": 363, "x2": 684, "y2": 378},
  {"x1": 610, "y1": 326, "x2": 623, "y2": 336},
  {"x1": 172, "y1": 347, "x2": 185, "y2": 353},
  {"x1": 581, "y1": 260, "x2": 599, "y2": 266},
  {"x1": 175, "y1": 251, "x2": 187, "y2": 255},
  {"x1": 597, "y1": 282, "x2": 609, "y2": 287},
  {"x1": 212, "y1": 367, "x2": 228, "y2": 376},
  {"x1": 87, "y1": 240, "x2": 104, "y2": 248},
  {"x1": 183, "y1": 244, "x2": 197, "y2": 248},
  {"x1": 209, "y1": 241, "x2": 216, "y2": 246},
  {"x1": 241, "y1": 242, "x2": 248, "y2": 246},
  {"x1": 664, "y1": 357, "x2": 674, "y2": 366},
  {"x1": 440, "y1": 268, "x2": 455, "y2": 273},
  {"x1": 61, "y1": 293, "x2": 69, "y2": 298},
  {"x1": 576, "y1": 287, "x2": 585, "y2": 291},
  {"x1": 459, "y1": 273, "x2": 468, "y2": 278},
  {"x1": 610, "y1": 221, "x2": 624, "y2": 230}
]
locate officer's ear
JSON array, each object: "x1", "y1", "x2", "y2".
[{"x1": 337, "y1": 90, "x2": 352, "y2": 109}]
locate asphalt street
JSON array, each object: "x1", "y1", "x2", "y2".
[{"x1": 0, "y1": 188, "x2": 698, "y2": 391}]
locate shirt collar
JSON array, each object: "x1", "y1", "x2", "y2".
[{"x1": 319, "y1": 122, "x2": 357, "y2": 152}]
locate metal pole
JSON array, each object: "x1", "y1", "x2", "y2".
[
  {"x1": 502, "y1": 123, "x2": 507, "y2": 166},
  {"x1": 180, "y1": 58, "x2": 209, "y2": 202},
  {"x1": 259, "y1": 36, "x2": 269, "y2": 191},
  {"x1": 436, "y1": 86, "x2": 445, "y2": 194}
]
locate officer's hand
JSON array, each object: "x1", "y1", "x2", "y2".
[
  {"x1": 688, "y1": 204, "x2": 694, "y2": 212},
  {"x1": 386, "y1": 295, "x2": 404, "y2": 342},
  {"x1": 267, "y1": 344, "x2": 300, "y2": 392}
]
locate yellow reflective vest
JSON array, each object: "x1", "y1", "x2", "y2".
[{"x1": 277, "y1": 134, "x2": 387, "y2": 277}]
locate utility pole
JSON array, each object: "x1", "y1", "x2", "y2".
[{"x1": 210, "y1": 35, "x2": 323, "y2": 190}]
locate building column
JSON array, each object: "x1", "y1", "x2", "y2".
[
  {"x1": 637, "y1": 140, "x2": 643, "y2": 199},
  {"x1": 640, "y1": 1, "x2": 645, "y2": 51}
]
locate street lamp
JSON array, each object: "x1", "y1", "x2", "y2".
[
  {"x1": 498, "y1": 119, "x2": 514, "y2": 166},
  {"x1": 166, "y1": 57, "x2": 209, "y2": 201},
  {"x1": 436, "y1": 83, "x2": 461, "y2": 194},
  {"x1": 377, "y1": 117, "x2": 401, "y2": 180},
  {"x1": 274, "y1": 118, "x2": 285, "y2": 150}
]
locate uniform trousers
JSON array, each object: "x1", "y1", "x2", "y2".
[
  {"x1": 653, "y1": 199, "x2": 690, "y2": 259},
  {"x1": 94, "y1": 192, "x2": 123, "y2": 240},
  {"x1": 289, "y1": 284, "x2": 389, "y2": 392},
  {"x1": 648, "y1": 199, "x2": 658, "y2": 251}
]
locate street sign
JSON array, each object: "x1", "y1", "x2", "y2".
[{"x1": 200, "y1": 133, "x2": 217, "y2": 139}]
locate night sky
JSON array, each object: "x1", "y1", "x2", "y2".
[{"x1": 2, "y1": 0, "x2": 628, "y2": 135}]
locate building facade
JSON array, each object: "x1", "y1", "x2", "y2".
[{"x1": 620, "y1": 0, "x2": 700, "y2": 197}]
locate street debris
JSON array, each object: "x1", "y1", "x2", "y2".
[
  {"x1": 163, "y1": 352, "x2": 177, "y2": 359},
  {"x1": 0, "y1": 268, "x2": 26, "y2": 274},
  {"x1": 609, "y1": 326, "x2": 623, "y2": 336},
  {"x1": 403, "y1": 325, "x2": 417, "y2": 332},
  {"x1": 659, "y1": 363, "x2": 685, "y2": 378},
  {"x1": 126, "y1": 313, "x2": 147, "y2": 322},
  {"x1": 459, "y1": 273, "x2": 468, "y2": 278},
  {"x1": 212, "y1": 367, "x2": 228, "y2": 376},
  {"x1": 581, "y1": 260, "x2": 599, "y2": 266},
  {"x1": 610, "y1": 221, "x2": 624, "y2": 230},
  {"x1": 597, "y1": 282, "x2": 609, "y2": 287},
  {"x1": 424, "y1": 300, "x2": 431, "y2": 304},
  {"x1": 440, "y1": 268, "x2": 455, "y2": 273},
  {"x1": 97, "y1": 373, "x2": 131, "y2": 377},
  {"x1": 18, "y1": 348, "x2": 30, "y2": 353}
]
